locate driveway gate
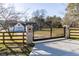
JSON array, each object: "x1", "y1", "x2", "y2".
[{"x1": 33, "y1": 23, "x2": 65, "y2": 41}]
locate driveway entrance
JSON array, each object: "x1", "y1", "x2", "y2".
[{"x1": 30, "y1": 39, "x2": 79, "y2": 56}]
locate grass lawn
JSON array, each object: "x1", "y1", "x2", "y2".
[{"x1": 34, "y1": 28, "x2": 64, "y2": 39}]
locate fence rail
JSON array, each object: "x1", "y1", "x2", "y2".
[
  {"x1": 69, "y1": 28, "x2": 79, "y2": 39},
  {"x1": 0, "y1": 32, "x2": 27, "y2": 44}
]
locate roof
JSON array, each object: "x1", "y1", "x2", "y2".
[{"x1": 8, "y1": 20, "x2": 36, "y2": 27}]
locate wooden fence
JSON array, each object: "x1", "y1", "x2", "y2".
[
  {"x1": 69, "y1": 28, "x2": 79, "y2": 39},
  {"x1": 0, "y1": 32, "x2": 27, "y2": 44}
]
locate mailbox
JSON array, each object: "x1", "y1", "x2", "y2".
[{"x1": 26, "y1": 25, "x2": 33, "y2": 33}]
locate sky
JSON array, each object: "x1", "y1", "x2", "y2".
[
  {"x1": 13, "y1": 3, "x2": 67, "y2": 18},
  {"x1": 5, "y1": 3, "x2": 67, "y2": 19}
]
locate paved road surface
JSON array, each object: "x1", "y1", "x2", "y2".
[{"x1": 30, "y1": 39, "x2": 79, "y2": 56}]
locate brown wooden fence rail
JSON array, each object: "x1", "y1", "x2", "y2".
[
  {"x1": 0, "y1": 32, "x2": 27, "y2": 44},
  {"x1": 69, "y1": 28, "x2": 79, "y2": 39}
]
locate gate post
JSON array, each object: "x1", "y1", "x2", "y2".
[
  {"x1": 26, "y1": 25, "x2": 33, "y2": 44},
  {"x1": 64, "y1": 25, "x2": 69, "y2": 39}
]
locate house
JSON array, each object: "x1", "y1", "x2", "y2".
[
  {"x1": 9, "y1": 23, "x2": 25, "y2": 32},
  {"x1": 9, "y1": 21, "x2": 37, "y2": 32}
]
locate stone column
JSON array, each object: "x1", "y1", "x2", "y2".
[
  {"x1": 64, "y1": 25, "x2": 69, "y2": 39},
  {"x1": 26, "y1": 25, "x2": 33, "y2": 44}
]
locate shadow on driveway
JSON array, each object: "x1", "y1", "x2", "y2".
[{"x1": 30, "y1": 42, "x2": 79, "y2": 56}]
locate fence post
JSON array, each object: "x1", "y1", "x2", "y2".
[
  {"x1": 23, "y1": 32, "x2": 24, "y2": 46},
  {"x1": 3, "y1": 32, "x2": 5, "y2": 44},
  {"x1": 33, "y1": 25, "x2": 34, "y2": 41},
  {"x1": 63, "y1": 25, "x2": 69, "y2": 39},
  {"x1": 69, "y1": 28, "x2": 70, "y2": 39},
  {"x1": 50, "y1": 27, "x2": 52, "y2": 38},
  {"x1": 64, "y1": 26, "x2": 66, "y2": 37}
]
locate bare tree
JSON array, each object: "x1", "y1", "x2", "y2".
[
  {"x1": 32, "y1": 9, "x2": 47, "y2": 30},
  {"x1": 63, "y1": 3, "x2": 79, "y2": 27},
  {"x1": 0, "y1": 4, "x2": 28, "y2": 40}
]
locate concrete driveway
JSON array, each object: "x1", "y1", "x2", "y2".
[{"x1": 30, "y1": 38, "x2": 79, "y2": 56}]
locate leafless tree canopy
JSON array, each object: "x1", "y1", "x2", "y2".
[{"x1": 0, "y1": 4, "x2": 29, "y2": 31}]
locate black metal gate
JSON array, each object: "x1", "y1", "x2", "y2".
[{"x1": 33, "y1": 23, "x2": 65, "y2": 41}]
